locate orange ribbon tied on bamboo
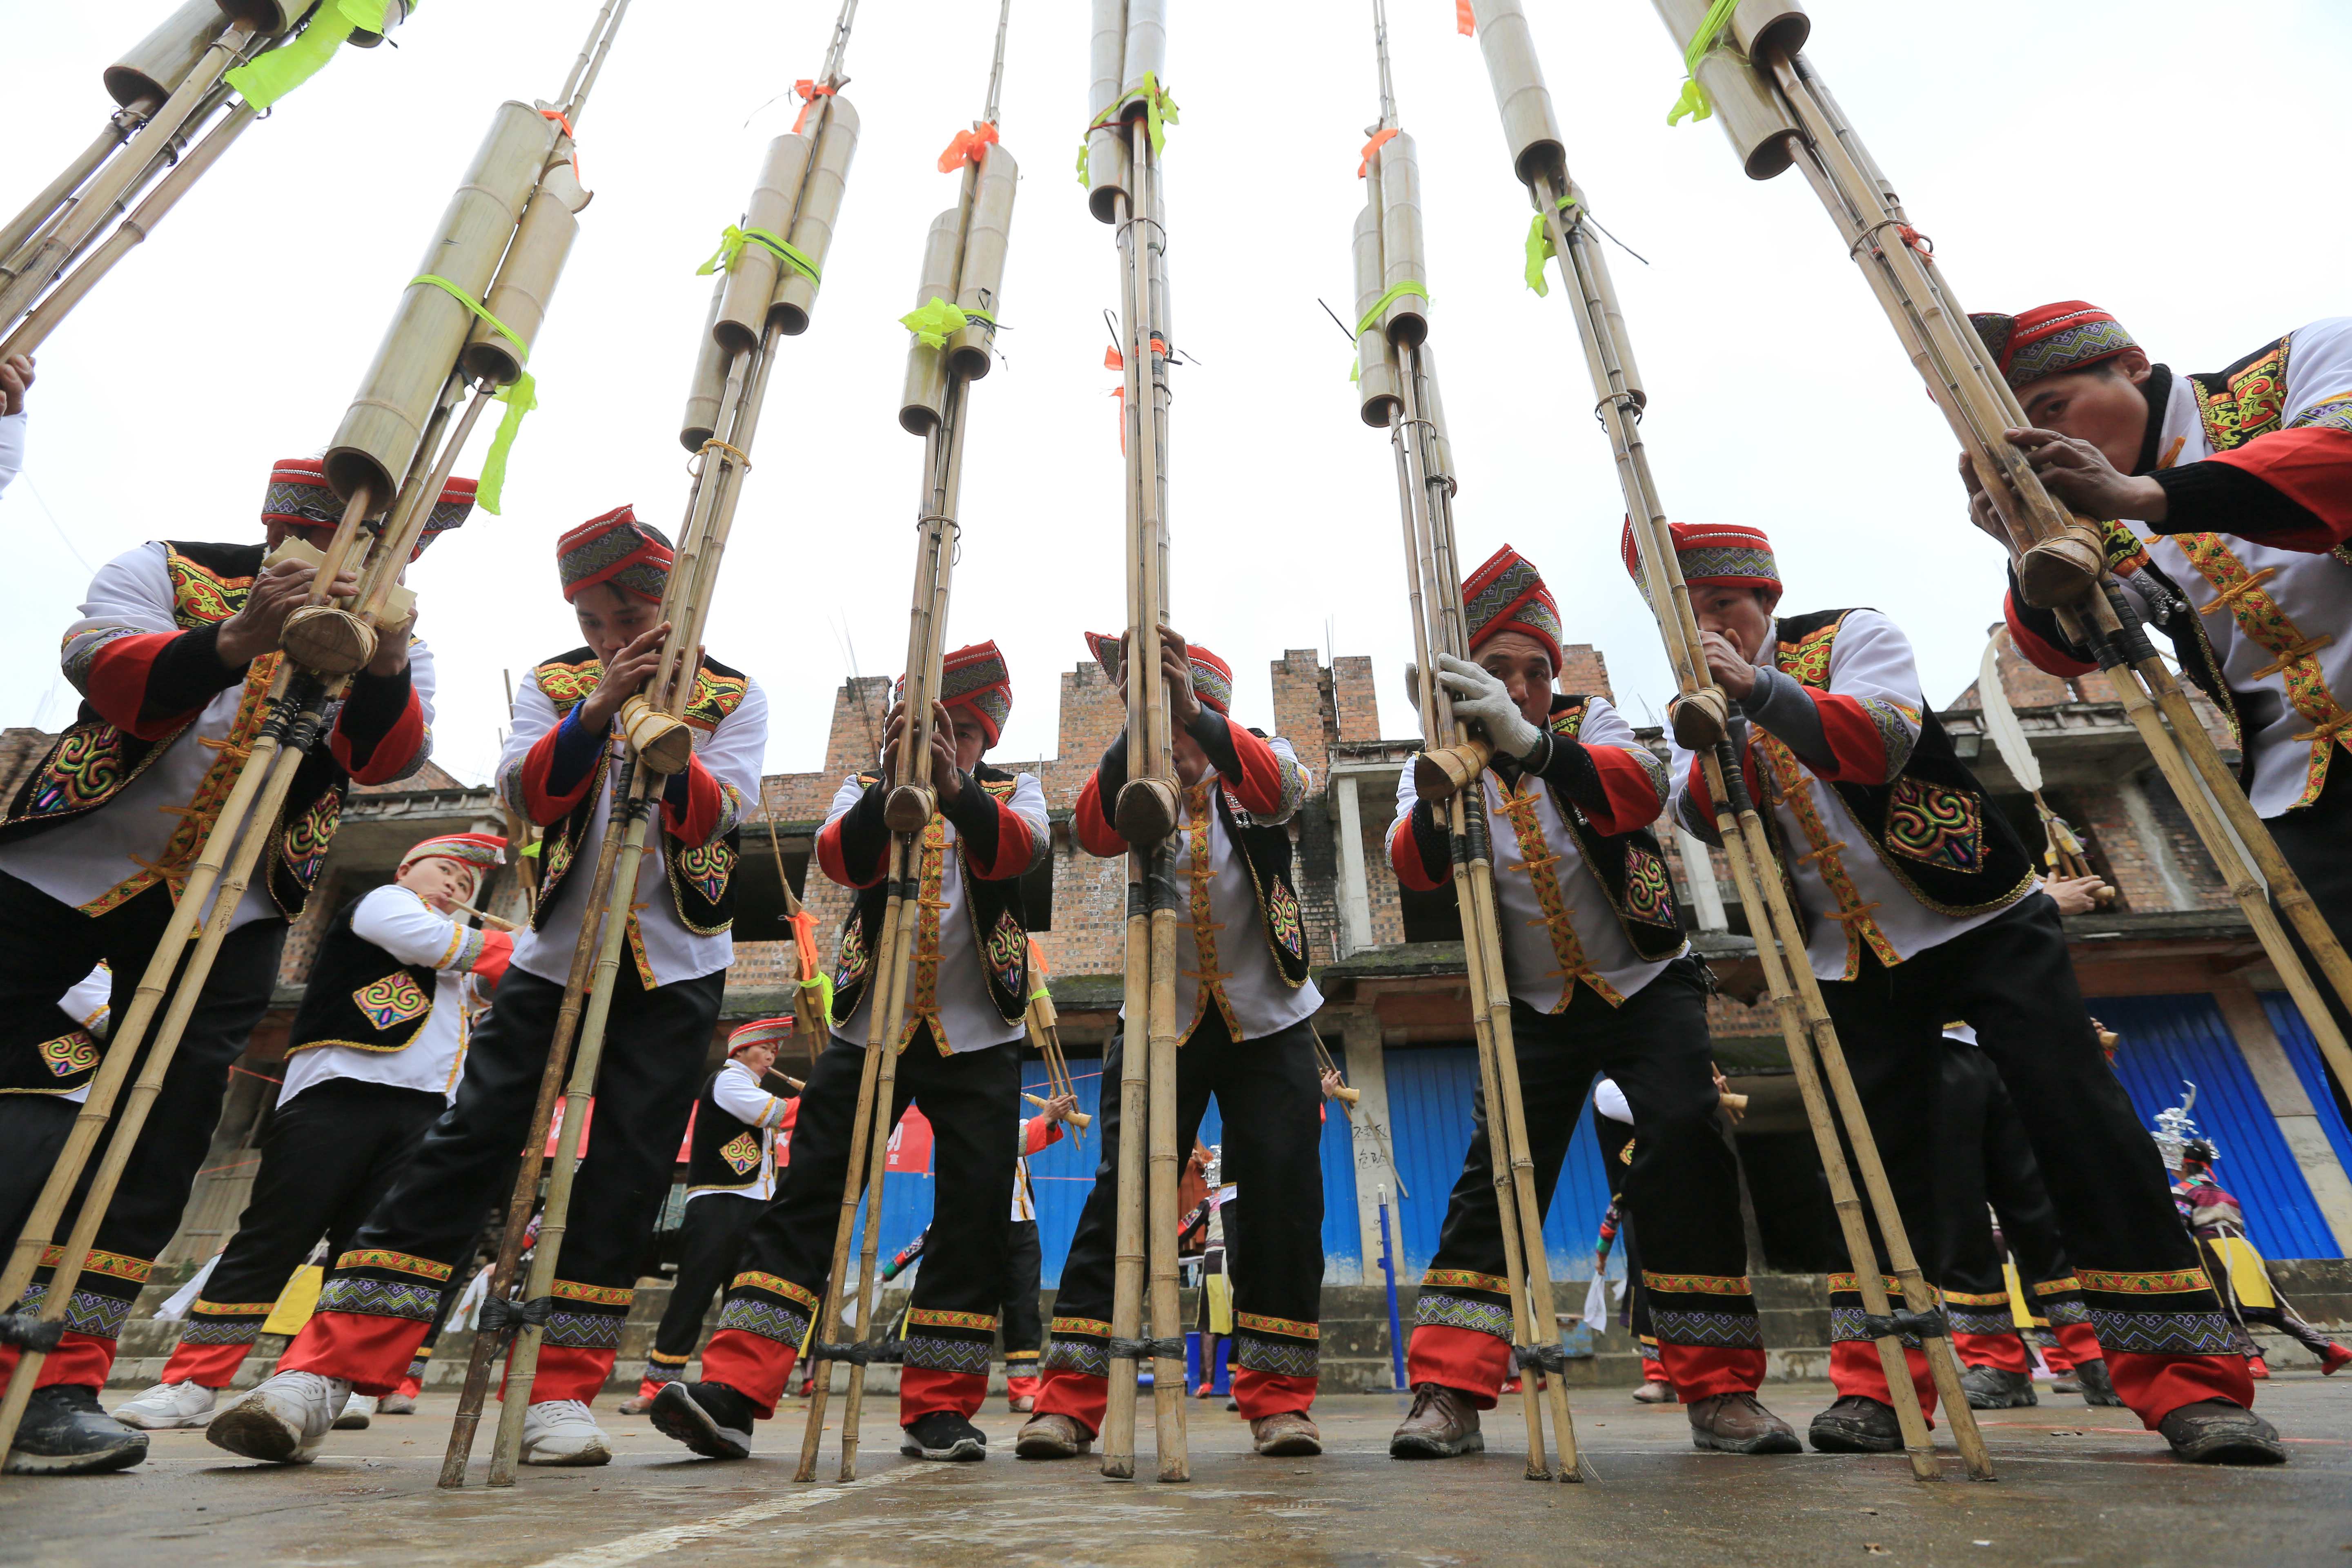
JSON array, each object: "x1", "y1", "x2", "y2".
[
  {"x1": 540, "y1": 107, "x2": 586, "y2": 192},
  {"x1": 791, "y1": 79, "x2": 837, "y2": 134},
  {"x1": 1359, "y1": 126, "x2": 1399, "y2": 177},
  {"x1": 938, "y1": 122, "x2": 1001, "y2": 174},
  {"x1": 1457, "y1": 0, "x2": 1476, "y2": 36}
]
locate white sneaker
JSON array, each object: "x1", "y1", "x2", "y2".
[
  {"x1": 206, "y1": 1371, "x2": 351, "y2": 1465},
  {"x1": 520, "y1": 1399, "x2": 613, "y2": 1467},
  {"x1": 112, "y1": 1381, "x2": 218, "y2": 1430},
  {"x1": 376, "y1": 1390, "x2": 418, "y2": 1415},
  {"x1": 333, "y1": 1392, "x2": 378, "y2": 1430}
]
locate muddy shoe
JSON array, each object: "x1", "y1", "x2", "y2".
[
  {"x1": 1808, "y1": 1394, "x2": 1903, "y2": 1454},
  {"x1": 1250, "y1": 1411, "x2": 1323, "y2": 1457},
  {"x1": 4, "y1": 1386, "x2": 149, "y2": 1476},
  {"x1": 207, "y1": 1371, "x2": 349, "y2": 1466},
  {"x1": 1390, "y1": 1382, "x2": 1484, "y2": 1459},
  {"x1": 1632, "y1": 1378, "x2": 1675, "y2": 1405},
  {"x1": 649, "y1": 1381, "x2": 752, "y2": 1461},
  {"x1": 1013, "y1": 1412, "x2": 1092, "y2": 1459},
  {"x1": 1961, "y1": 1365, "x2": 2037, "y2": 1410},
  {"x1": 1688, "y1": 1392, "x2": 1800, "y2": 1455},
  {"x1": 900, "y1": 1411, "x2": 987, "y2": 1462},
  {"x1": 2158, "y1": 1400, "x2": 2286, "y2": 1466},
  {"x1": 616, "y1": 1392, "x2": 656, "y2": 1415},
  {"x1": 2067, "y1": 1358, "x2": 2124, "y2": 1407}
]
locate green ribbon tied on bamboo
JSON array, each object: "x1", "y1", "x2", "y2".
[
  {"x1": 227, "y1": 0, "x2": 414, "y2": 111},
  {"x1": 409, "y1": 274, "x2": 533, "y2": 517},
  {"x1": 1074, "y1": 73, "x2": 1181, "y2": 185},
  {"x1": 1523, "y1": 196, "x2": 1580, "y2": 296},
  {"x1": 695, "y1": 225, "x2": 822, "y2": 287},
  {"x1": 1348, "y1": 281, "x2": 1429, "y2": 383},
  {"x1": 899, "y1": 296, "x2": 998, "y2": 350},
  {"x1": 1666, "y1": 0, "x2": 1742, "y2": 126}
]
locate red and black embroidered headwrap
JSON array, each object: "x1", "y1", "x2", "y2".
[
  {"x1": 1461, "y1": 543, "x2": 1564, "y2": 673},
  {"x1": 557, "y1": 505, "x2": 673, "y2": 604},
  {"x1": 1620, "y1": 519, "x2": 1782, "y2": 610},
  {"x1": 1084, "y1": 631, "x2": 1235, "y2": 716},
  {"x1": 263, "y1": 458, "x2": 475, "y2": 560},
  {"x1": 1970, "y1": 301, "x2": 2138, "y2": 391}
]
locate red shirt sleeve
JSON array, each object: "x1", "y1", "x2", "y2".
[
  {"x1": 1579, "y1": 745, "x2": 1670, "y2": 836},
  {"x1": 1218, "y1": 724, "x2": 1290, "y2": 817},
  {"x1": 1806, "y1": 691, "x2": 1899, "y2": 785},
  {"x1": 1020, "y1": 1116, "x2": 1065, "y2": 1156},
  {"x1": 2004, "y1": 590, "x2": 2096, "y2": 679},
  {"x1": 661, "y1": 754, "x2": 724, "y2": 844},
  {"x1": 469, "y1": 929, "x2": 514, "y2": 987},
  {"x1": 517, "y1": 720, "x2": 599, "y2": 826},
  {"x1": 329, "y1": 679, "x2": 428, "y2": 786},
  {"x1": 1074, "y1": 771, "x2": 1127, "y2": 859},
  {"x1": 2204, "y1": 426, "x2": 2352, "y2": 550},
  {"x1": 1389, "y1": 804, "x2": 1451, "y2": 892}
]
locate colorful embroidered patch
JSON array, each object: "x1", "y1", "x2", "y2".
[
  {"x1": 1620, "y1": 845, "x2": 1676, "y2": 927},
  {"x1": 1050, "y1": 1316, "x2": 1113, "y2": 1339},
  {"x1": 1422, "y1": 1269, "x2": 1510, "y2": 1295},
  {"x1": 730, "y1": 1271, "x2": 820, "y2": 1310},
  {"x1": 551, "y1": 1278, "x2": 635, "y2": 1307},
  {"x1": 1236, "y1": 1312, "x2": 1319, "y2": 1340},
  {"x1": 719, "y1": 1130, "x2": 761, "y2": 1174},
  {"x1": 2077, "y1": 1267, "x2": 2214, "y2": 1296},
  {"x1": 353, "y1": 972, "x2": 432, "y2": 1031},
  {"x1": 37, "y1": 1031, "x2": 98, "y2": 1079},
  {"x1": 1266, "y1": 878, "x2": 1306, "y2": 960},
  {"x1": 334, "y1": 1249, "x2": 453, "y2": 1282},
  {"x1": 909, "y1": 1308, "x2": 1000, "y2": 1332},
  {"x1": 1640, "y1": 1272, "x2": 1755, "y2": 1297},
  {"x1": 1883, "y1": 777, "x2": 1986, "y2": 873},
  {"x1": 985, "y1": 910, "x2": 1028, "y2": 1000},
  {"x1": 675, "y1": 840, "x2": 732, "y2": 904}
]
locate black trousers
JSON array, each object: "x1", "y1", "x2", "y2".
[
  {"x1": 713, "y1": 1026, "x2": 1020, "y2": 1407},
  {"x1": 1001, "y1": 1217, "x2": 1043, "y2": 1360},
  {"x1": 1592, "y1": 1112, "x2": 1658, "y2": 1363},
  {"x1": 321, "y1": 961, "x2": 724, "y2": 1363},
  {"x1": 647, "y1": 1191, "x2": 764, "y2": 1374},
  {"x1": 1414, "y1": 960, "x2": 1761, "y2": 1381},
  {"x1": 1045, "y1": 1013, "x2": 1325, "y2": 1393},
  {"x1": 1819, "y1": 898, "x2": 2227, "y2": 1363},
  {"x1": 0, "y1": 872, "x2": 284, "y2": 1366},
  {"x1": 2267, "y1": 763, "x2": 2352, "y2": 1121},
  {"x1": 165, "y1": 1078, "x2": 445, "y2": 1378}
]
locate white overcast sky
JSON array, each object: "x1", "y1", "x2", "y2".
[{"x1": 4, "y1": 0, "x2": 2346, "y2": 785}]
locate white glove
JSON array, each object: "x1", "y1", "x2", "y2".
[{"x1": 1434, "y1": 653, "x2": 1545, "y2": 761}]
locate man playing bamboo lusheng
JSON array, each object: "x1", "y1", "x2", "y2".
[
  {"x1": 1975, "y1": 303, "x2": 2352, "y2": 1046},
  {"x1": 650, "y1": 640, "x2": 1047, "y2": 1466},
  {"x1": 1017, "y1": 631, "x2": 1329, "y2": 1462},
  {"x1": 622, "y1": 1018, "x2": 800, "y2": 1414},
  {"x1": 0, "y1": 457, "x2": 445, "y2": 1477},
  {"x1": 113, "y1": 832, "x2": 510, "y2": 1434},
  {"x1": 1657, "y1": 519, "x2": 2283, "y2": 1465},
  {"x1": 1385, "y1": 545, "x2": 1799, "y2": 1462},
  {"x1": 209, "y1": 507, "x2": 766, "y2": 1470}
]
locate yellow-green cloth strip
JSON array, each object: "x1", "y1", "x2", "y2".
[
  {"x1": 408, "y1": 273, "x2": 532, "y2": 515},
  {"x1": 1523, "y1": 196, "x2": 1579, "y2": 296},
  {"x1": 694, "y1": 225, "x2": 822, "y2": 286},
  {"x1": 1076, "y1": 72, "x2": 1180, "y2": 185},
  {"x1": 1667, "y1": 0, "x2": 1741, "y2": 126},
  {"x1": 900, "y1": 296, "x2": 970, "y2": 349},
  {"x1": 1355, "y1": 281, "x2": 1429, "y2": 336},
  {"x1": 227, "y1": 10, "x2": 356, "y2": 109}
]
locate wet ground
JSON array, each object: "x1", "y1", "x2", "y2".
[{"x1": 4, "y1": 1378, "x2": 2348, "y2": 1567}]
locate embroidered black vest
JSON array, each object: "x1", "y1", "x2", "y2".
[
  {"x1": 1206, "y1": 742, "x2": 1313, "y2": 988},
  {"x1": 829, "y1": 763, "x2": 1033, "y2": 1031},
  {"x1": 1501, "y1": 695, "x2": 1686, "y2": 963},
  {"x1": 0, "y1": 1002, "x2": 104, "y2": 1098},
  {"x1": 1755, "y1": 610, "x2": 2036, "y2": 929},
  {"x1": 685, "y1": 1066, "x2": 779, "y2": 1193},
  {"x1": 285, "y1": 893, "x2": 444, "y2": 1055},
  {"x1": 1, "y1": 542, "x2": 350, "y2": 920},
  {"x1": 528, "y1": 646, "x2": 750, "y2": 938}
]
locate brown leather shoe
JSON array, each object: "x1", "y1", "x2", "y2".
[
  {"x1": 1013, "y1": 1412, "x2": 1093, "y2": 1460},
  {"x1": 1631, "y1": 1378, "x2": 1675, "y2": 1404},
  {"x1": 1687, "y1": 1391, "x2": 1801, "y2": 1455},
  {"x1": 1389, "y1": 1382, "x2": 1484, "y2": 1459},
  {"x1": 1250, "y1": 1411, "x2": 1322, "y2": 1457},
  {"x1": 2158, "y1": 1399, "x2": 2287, "y2": 1466}
]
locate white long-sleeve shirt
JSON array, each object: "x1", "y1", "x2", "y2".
[
  {"x1": 0, "y1": 411, "x2": 24, "y2": 498},
  {"x1": 498, "y1": 666, "x2": 768, "y2": 987},
  {"x1": 1671, "y1": 610, "x2": 2019, "y2": 981},
  {"x1": 279, "y1": 884, "x2": 499, "y2": 1107},
  {"x1": 686, "y1": 1058, "x2": 797, "y2": 1203},
  {"x1": 833, "y1": 770, "x2": 1051, "y2": 1055},
  {"x1": 56, "y1": 964, "x2": 113, "y2": 1109},
  {"x1": 0, "y1": 542, "x2": 437, "y2": 930}
]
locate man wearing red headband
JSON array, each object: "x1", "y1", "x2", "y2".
[
  {"x1": 623, "y1": 1018, "x2": 800, "y2": 1413},
  {"x1": 1656, "y1": 519, "x2": 2282, "y2": 1465},
  {"x1": 0, "y1": 457, "x2": 447, "y2": 1476},
  {"x1": 1018, "y1": 628, "x2": 1330, "y2": 1460},
  {"x1": 1978, "y1": 303, "x2": 2352, "y2": 1094},
  {"x1": 1385, "y1": 545, "x2": 1800, "y2": 1462},
  {"x1": 653, "y1": 640, "x2": 1047, "y2": 1466},
  {"x1": 214, "y1": 506, "x2": 767, "y2": 1470},
  {"x1": 116, "y1": 834, "x2": 509, "y2": 1436}
]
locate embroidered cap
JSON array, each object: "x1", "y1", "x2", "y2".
[
  {"x1": 1969, "y1": 301, "x2": 2138, "y2": 391},
  {"x1": 1461, "y1": 543, "x2": 1564, "y2": 673},
  {"x1": 558, "y1": 505, "x2": 673, "y2": 604},
  {"x1": 398, "y1": 832, "x2": 507, "y2": 875},
  {"x1": 263, "y1": 457, "x2": 475, "y2": 560},
  {"x1": 1620, "y1": 519, "x2": 1782, "y2": 610},
  {"x1": 1083, "y1": 631, "x2": 1235, "y2": 715},
  {"x1": 896, "y1": 641, "x2": 1013, "y2": 748},
  {"x1": 727, "y1": 1017, "x2": 795, "y2": 1058}
]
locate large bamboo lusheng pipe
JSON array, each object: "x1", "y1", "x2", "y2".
[
  {"x1": 1469, "y1": 0, "x2": 1987, "y2": 1479},
  {"x1": 1649, "y1": 5, "x2": 2352, "y2": 1103}
]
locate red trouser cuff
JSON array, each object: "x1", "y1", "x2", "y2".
[
  {"x1": 162, "y1": 1337, "x2": 256, "y2": 1389},
  {"x1": 1232, "y1": 1368, "x2": 1316, "y2": 1420},
  {"x1": 1953, "y1": 1330, "x2": 2031, "y2": 1375},
  {"x1": 1006, "y1": 1374, "x2": 1041, "y2": 1398},
  {"x1": 2105, "y1": 1352, "x2": 2255, "y2": 1430},
  {"x1": 2053, "y1": 1322, "x2": 2104, "y2": 1374},
  {"x1": 0, "y1": 1331, "x2": 116, "y2": 1394},
  {"x1": 1036, "y1": 1370, "x2": 1107, "y2": 1433},
  {"x1": 1404, "y1": 1324, "x2": 1509, "y2": 1411},
  {"x1": 900, "y1": 1366, "x2": 987, "y2": 1424},
  {"x1": 1829, "y1": 1338, "x2": 1938, "y2": 1427},
  {"x1": 697, "y1": 1329, "x2": 797, "y2": 1421},
  {"x1": 278, "y1": 1310, "x2": 436, "y2": 1398},
  {"x1": 396, "y1": 1374, "x2": 425, "y2": 1401},
  {"x1": 1658, "y1": 1345, "x2": 1766, "y2": 1401},
  {"x1": 499, "y1": 1344, "x2": 615, "y2": 1405}
]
